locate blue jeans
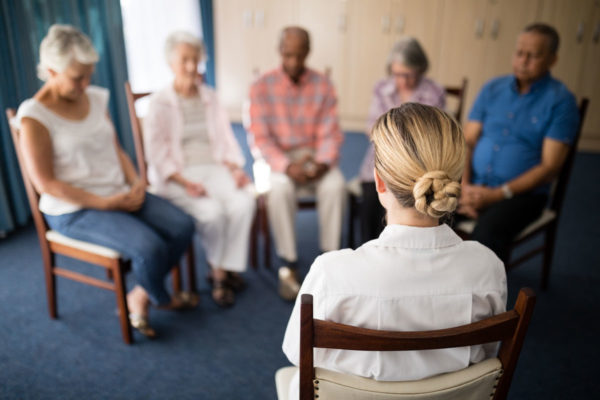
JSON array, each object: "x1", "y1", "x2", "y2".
[{"x1": 44, "y1": 193, "x2": 195, "y2": 305}]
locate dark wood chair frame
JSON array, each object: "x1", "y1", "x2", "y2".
[
  {"x1": 6, "y1": 108, "x2": 133, "y2": 344},
  {"x1": 299, "y1": 287, "x2": 536, "y2": 400},
  {"x1": 124, "y1": 81, "x2": 196, "y2": 292},
  {"x1": 346, "y1": 78, "x2": 468, "y2": 248},
  {"x1": 456, "y1": 97, "x2": 589, "y2": 290}
]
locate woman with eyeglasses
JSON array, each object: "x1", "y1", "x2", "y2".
[{"x1": 358, "y1": 37, "x2": 446, "y2": 244}]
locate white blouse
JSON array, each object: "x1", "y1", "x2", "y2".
[
  {"x1": 282, "y1": 224, "x2": 507, "y2": 399},
  {"x1": 17, "y1": 86, "x2": 128, "y2": 215}
]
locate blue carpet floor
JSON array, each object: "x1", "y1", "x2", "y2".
[{"x1": 0, "y1": 125, "x2": 599, "y2": 399}]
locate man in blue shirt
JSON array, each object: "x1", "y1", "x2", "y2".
[{"x1": 458, "y1": 23, "x2": 579, "y2": 262}]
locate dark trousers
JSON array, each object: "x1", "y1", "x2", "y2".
[
  {"x1": 359, "y1": 182, "x2": 386, "y2": 244},
  {"x1": 460, "y1": 192, "x2": 548, "y2": 263}
]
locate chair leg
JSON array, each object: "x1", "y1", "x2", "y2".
[
  {"x1": 186, "y1": 244, "x2": 197, "y2": 293},
  {"x1": 42, "y1": 250, "x2": 58, "y2": 319},
  {"x1": 347, "y1": 193, "x2": 357, "y2": 249},
  {"x1": 112, "y1": 259, "x2": 133, "y2": 344},
  {"x1": 250, "y1": 207, "x2": 259, "y2": 270},
  {"x1": 258, "y1": 196, "x2": 271, "y2": 269},
  {"x1": 172, "y1": 265, "x2": 182, "y2": 293},
  {"x1": 541, "y1": 223, "x2": 558, "y2": 291}
]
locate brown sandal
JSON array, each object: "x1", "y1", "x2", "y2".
[
  {"x1": 212, "y1": 280, "x2": 235, "y2": 308},
  {"x1": 129, "y1": 313, "x2": 157, "y2": 338}
]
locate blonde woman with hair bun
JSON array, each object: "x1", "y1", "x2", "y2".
[{"x1": 280, "y1": 103, "x2": 507, "y2": 400}]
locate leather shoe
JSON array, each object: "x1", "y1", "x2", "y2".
[{"x1": 278, "y1": 266, "x2": 300, "y2": 301}]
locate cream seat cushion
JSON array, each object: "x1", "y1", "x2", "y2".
[
  {"x1": 46, "y1": 230, "x2": 121, "y2": 259},
  {"x1": 456, "y1": 208, "x2": 555, "y2": 241},
  {"x1": 276, "y1": 358, "x2": 502, "y2": 400}
]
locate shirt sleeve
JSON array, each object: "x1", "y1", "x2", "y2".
[
  {"x1": 282, "y1": 256, "x2": 326, "y2": 366},
  {"x1": 143, "y1": 96, "x2": 179, "y2": 183},
  {"x1": 314, "y1": 80, "x2": 343, "y2": 166},
  {"x1": 545, "y1": 91, "x2": 580, "y2": 145},
  {"x1": 248, "y1": 81, "x2": 290, "y2": 173},
  {"x1": 468, "y1": 83, "x2": 490, "y2": 123}
]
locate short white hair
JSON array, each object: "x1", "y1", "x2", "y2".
[
  {"x1": 164, "y1": 31, "x2": 206, "y2": 64},
  {"x1": 37, "y1": 24, "x2": 99, "y2": 81}
]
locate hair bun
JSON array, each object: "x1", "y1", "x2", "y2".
[{"x1": 413, "y1": 171, "x2": 461, "y2": 218}]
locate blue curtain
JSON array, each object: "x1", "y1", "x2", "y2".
[
  {"x1": 199, "y1": 0, "x2": 215, "y2": 88},
  {"x1": 0, "y1": 0, "x2": 132, "y2": 235}
]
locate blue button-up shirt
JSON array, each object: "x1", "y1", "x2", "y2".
[{"x1": 468, "y1": 73, "x2": 579, "y2": 193}]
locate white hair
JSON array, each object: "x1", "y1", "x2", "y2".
[
  {"x1": 164, "y1": 31, "x2": 206, "y2": 64},
  {"x1": 37, "y1": 24, "x2": 99, "y2": 81}
]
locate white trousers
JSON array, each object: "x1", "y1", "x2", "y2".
[
  {"x1": 162, "y1": 164, "x2": 256, "y2": 272},
  {"x1": 267, "y1": 167, "x2": 345, "y2": 263}
]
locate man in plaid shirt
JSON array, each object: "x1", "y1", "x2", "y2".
[{"x1": 248, "y1": 26, "x2": 345, "y2": 301}]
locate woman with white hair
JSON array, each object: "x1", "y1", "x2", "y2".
[
  {"x1": 144, "y1": 31, "x2": 256, "y2": 307},
  {"x1": 359, "y1": 37, "x2": 446, "y2": 244},
  {"x1": 16, "y1": 24, "x2": 197, "y2": 338}
]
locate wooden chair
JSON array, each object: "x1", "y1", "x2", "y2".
[
  {"x1": 346, "y1": 78, "x2": 468, "y2": 248},
  {"x1": 455, "y1": 98, "x2": 589, "y2": 290},
  {"x1": 124, "y1": 81, "x2": 197, "y2": 293},
  {"x1": 276, "y1": 288, "x2": 536, "y2": 400},
  {"x1": 6, "y1": 108, "x2": 133, "y2": 344}
]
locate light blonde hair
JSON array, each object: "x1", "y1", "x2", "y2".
[
  {"x1": 37, "y1": 24, "x2": 99, "y2": 81},
  {"x1": 372, "y1": 103, "x2": 465, "y2": 219}
]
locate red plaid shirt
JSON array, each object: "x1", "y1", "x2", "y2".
[{"x1": 248, "y1": 67, "x2": 343, "y2": 173}]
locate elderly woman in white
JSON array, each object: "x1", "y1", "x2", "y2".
[
  {"x1": 279, "y1": 104, "x2": 507, "y2": 399},
  {"x1": 144, "y1": 31, "x2": 255, "y2": 307}
]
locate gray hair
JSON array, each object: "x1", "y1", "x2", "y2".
[
  {"x1": 37, "y1": 24, "x2": 99, "y2": 81},
  {"x1": 164, "y1": 31, "x2": 206, "y2": 64},
  {"x1": 523, "y1": 23, "x2": 560, "y2": 54},
  {"x1": 387, "y1": 37, "x2": 429, "y2": 76}
]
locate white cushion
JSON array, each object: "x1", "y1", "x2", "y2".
[
  {"x1": 456, "y1": 208, "x2": 556, "y2": 240},
  {"x1": 314, "y1": 358, "x2": 502, "y2": 400},
  {"x1": 45, "y1": 230, "x2": 121, "y2": 259},
  {"x1": 275, "y1": 366, "x2": 297, "y2": 400}
]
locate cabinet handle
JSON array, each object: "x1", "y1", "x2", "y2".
[
  {"x1": 382, "y1": 15, "x2": 391, "y2": 34},
  {"x1": 395, "y1": 16, "x2": 405, "y2": 34},
  {"x1": 254, "y1": 10, "x2": 265, "y2": 28},
  {"x1": 576, "y1": 22, "x2": 584, "y2": 43},
  {"x1": 593, "y1": 22, "x2": 600, "y2": 43},
  {"x1": 338, "y1": 13, "x2": 347, "y2": 32},
  {"x1": 243, "y1": 10, "x2": 253, "y2": 28},
  {"x1": 475, "y1": 19, "x2": 485, "y2": 38},
  {"x1": 490, "y1": 19, "x2": 500, "y2": 39}
]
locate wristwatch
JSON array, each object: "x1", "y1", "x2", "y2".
[{"x1": 501, "y1": 183, "x2": 514, "y2": 199}]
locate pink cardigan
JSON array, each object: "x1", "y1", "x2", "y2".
[{"x1": 143, "y1": 83, "x2": 245, "y2": 192}]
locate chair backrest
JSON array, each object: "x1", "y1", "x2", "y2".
[
  {"x1": 124, "y1": 81, "x2": 151, "y2": 183},
  {"x1": 444, "y1": 78, "x2": 468, "y2": 122},
  {"x1": 5, "y1": 108, "x2": 52, "y2": 253},
  {"x1": 299, "y1": 288, "x2": 536, "y2": 400},
  {"x1": 549, "y1": 97, "x2": 589, "y2": 213}
]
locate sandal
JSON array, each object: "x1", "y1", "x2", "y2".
[
  {"x1": 226, "y1": 272, "x2": 246, "y2": 292},
  {"x1": 172, "y1": 291, "x2": 200, "y2": 309},
  {"x1": 206, "y1": 273, "x2": 246, "y2": 293},
  {"x1": 212, "y1": 280, "x2": 235, "y2": 308},
  {"x1": 129, "y1": 313, "x2": 157, "y2": 338}
]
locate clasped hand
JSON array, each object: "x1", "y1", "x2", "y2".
[
  {"x1": 104, "y1": 179, "x2": 146, "y2": 212},
  {"x1": 286, "y1": 154, "x2": 328, "y2": 184},
  {"x1": 457, "y1": 184, "x2": 503, "y2": 218}
]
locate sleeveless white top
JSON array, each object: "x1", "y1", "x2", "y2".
[{"x1": 16, "y1": 86, "x2": 129, "y2": 215}]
